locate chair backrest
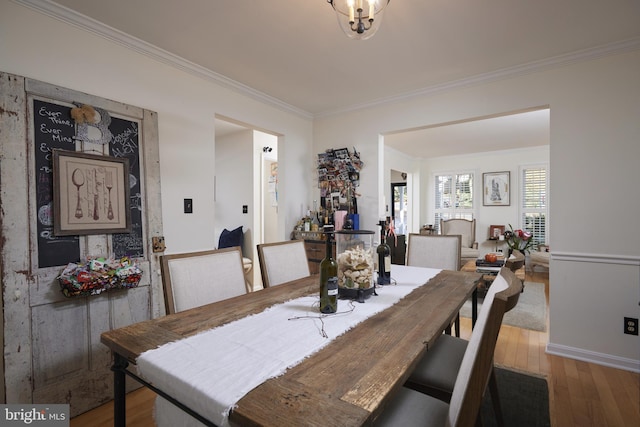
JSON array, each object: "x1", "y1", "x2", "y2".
[
  {"x1": 406, "y1": 234, "x2": 461, "y2": 271},
  {"x1": 505, "y1": 249, "x2": 525, "y2": 272},
  {"x1": 447, "y1": 268, "x2": 523, "y2": 426},
  {"x1": 440, "y1": 218, "x2": 476, "y2": 249},
  {"x1": 160, "y1": 247, "x2": 249, "y2": 314},
  {"x1": 257, "y1": 240, "x2": 310, "y2": 288}
]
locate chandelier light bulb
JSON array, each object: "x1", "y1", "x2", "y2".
[{"x1": 328, "y1": 0, "x2": 390, "y2": 40}]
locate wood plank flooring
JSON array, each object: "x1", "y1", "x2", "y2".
[{"x1": 71, "y1": 271, "x2": 640, "y2": 427}]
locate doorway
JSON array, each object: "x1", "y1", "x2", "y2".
[
  {"x1": 214, "y1": 115, "x2": 280, "y2": 289},
  {"x1": 390, "y1": 170, "x2": 408, "y2": 235}
]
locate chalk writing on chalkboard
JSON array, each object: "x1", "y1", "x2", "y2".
[
  {"x1": 33, "y1": 99, "x2": 146, "y2": 266},
  {"x1": 110, "y1": 117, "x2": 144, "y2": 258},
  {"x1": 33, "y1": 99, "x2": 81, "y2": 268}
]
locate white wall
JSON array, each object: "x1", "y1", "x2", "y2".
[
  {"x1": 0, "y1": 1, "x2": 313, "y2": 256},
  {"x1": 315, "y1": 50, "x2": 640, "y2": 371}
]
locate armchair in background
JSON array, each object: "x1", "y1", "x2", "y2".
[
  {"x1": 529, "y1": 244, "x2": 550, "y2": 272},
  {"x1": 439, "y1": 218, "x2": 479, "y2": 265}
]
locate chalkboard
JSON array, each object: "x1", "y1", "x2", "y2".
[
  {"x1": 33, "y1": 99, "x2": 81, "y2": 268},
  {"x1": 109, "y1": 117, "x2": 144, "y2": 258},
  {"x1": 32, "y1": 99, "x2": 145, "y2": 267}
]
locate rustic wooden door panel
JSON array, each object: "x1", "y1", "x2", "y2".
[
  {"x1": 110, "y1": 283, "x2": 152, "y2": 329},
  {"x1": 1, "y1": 72, "x2": 163, "y2": 416},
  {"x1": 32, "y1": 301, "x2": 89, "y2": 388}
]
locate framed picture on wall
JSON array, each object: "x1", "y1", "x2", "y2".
[
  {"x1": 483, "y1": 171, "x2": 510, "y2": 206},
  {"x1": 489, "y1": 225, "x2": 505, "y2": 239},
  {"x1": 53, "y1": 149, "x2": 131, "y2": 235}
]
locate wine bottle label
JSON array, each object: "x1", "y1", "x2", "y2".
[
  {"x1": 327, "y1": 277, "x2": 338, "y2": 295},
  {"x1": 384, "y1": 257, "x2": 391, "y2": 271}
]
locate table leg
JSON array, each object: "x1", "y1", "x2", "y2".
[
  {"x1": 112, "y1": 353, "x2": 128, "y2": 427},
  {"x1": 471, "y1": 289, "x2": 478, "y2": 329}
]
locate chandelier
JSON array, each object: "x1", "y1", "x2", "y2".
[{"x1": 328, "y1": 0, "x2": 391, "y2": 40}]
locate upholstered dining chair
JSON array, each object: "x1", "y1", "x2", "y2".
[
  {"x1": 439, "y1": 218, "x2": 479, "y2": 264},
  {"x1": 373, "y1": 268, "x2": 518, "y2": 427},
  {"x1": 257, "y1": 240, "x2": 310, "y2": 288},
  {"x1": 406, "y1": 234, "x2": 462, "y2": 336},
  {"x1": 160, "y1": 247, "x2": 250, "y2": 314},
  {"x1": 401, "y1": 268, "x2": 522, "y2": 427}
]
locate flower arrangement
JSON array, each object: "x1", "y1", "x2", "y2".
[{"x1": 503, "y1": 224, "x2": 535, "y2": 253}]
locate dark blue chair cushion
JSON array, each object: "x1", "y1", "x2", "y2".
[{"x1": 218, "y1": 226, "x2": 243, "y2": 249}]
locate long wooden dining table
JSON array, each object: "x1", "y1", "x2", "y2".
[{"x1": 100, "y1": 266, "x2": 480, "y2": 427}]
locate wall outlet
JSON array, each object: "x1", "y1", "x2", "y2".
[{"x1": 624, "y1": 317, "x2": 638, "y2": 335}]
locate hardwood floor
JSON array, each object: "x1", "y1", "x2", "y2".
[{"x1": 71, "y1": 271, "x2": 640, "y2": 427}]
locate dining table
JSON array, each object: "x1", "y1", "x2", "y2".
[{"x1": 100, "y1": 265, "x2": 481, "y2": 427}]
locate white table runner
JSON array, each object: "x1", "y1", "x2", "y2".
[{"x1": 137, "y1": 265, "x2": 440, "y2": 426}]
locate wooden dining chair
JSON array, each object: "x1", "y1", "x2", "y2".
[
  {"x1": 505, "y1": 249, "x2": 525, "y2": 273},
  {"x1": 257, "y1": 240, "x2": 310, "y2": 288},
  {"x1": 373, "y1": 268, "x2": 517, "y2": 427},
  {"x1": 160, "y1": 247, "x2": 250, "y2": 314},
  {"x1": 402, "y1": 267, "x2": 522, "y2": 426},
  {"x1": 406, "y1": 233, "x2": 462, "y2": 336}
]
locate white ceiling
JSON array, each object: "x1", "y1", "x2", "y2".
[{"x1": 40, "y1": 0, "x2": 640, "y2": 156}]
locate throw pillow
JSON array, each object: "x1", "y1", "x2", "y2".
[{"x1": 218, "y1": 226, "x2": 243, "y2": 249}]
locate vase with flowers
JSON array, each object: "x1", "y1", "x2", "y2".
[{"x1": 503, "y1": 224, "x2": 535, "y2": 255}]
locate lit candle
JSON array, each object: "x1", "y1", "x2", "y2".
[
  {"x1": 357, "y1": 0, "x2": 363, "y2": 11},
  {"x1": 349, "y1": 5, "x2": 354, "y2": 22},
  {"x1": 369, "y1": 0, "x2": 375, "y2": 20}
]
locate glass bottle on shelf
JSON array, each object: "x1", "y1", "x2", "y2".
[
  {"x1": 311, "y1": 201, "x2": 320, "y2": 232},
  {"x1": 319, "y1": 225, "x2": 338, "y2": 313},
  {"x1": 377, "y1": 220, "x2": 391, "y2": 285}
]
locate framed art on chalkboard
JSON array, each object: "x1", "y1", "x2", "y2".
[{"x1": 53, "y1": 150, "x2": 131, "y2": 235}]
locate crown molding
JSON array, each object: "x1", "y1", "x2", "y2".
[
  {"x1": 13, "y1": 0, "x2": 313, "y2": 119},
  {"x1": 14, "y1": 1, "x2": 640, "y2": 120},
  {"x1": 317, "y1": 36, "x2": 640, "y2": 118}
]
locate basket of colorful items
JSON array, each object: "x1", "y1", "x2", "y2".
[{"x1": 58, "y1": 256, "x2": 142, "y2": 298}]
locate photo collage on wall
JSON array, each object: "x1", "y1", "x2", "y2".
[{"x1": 317, "y1": 147, "x2": 363, "y2": 212}]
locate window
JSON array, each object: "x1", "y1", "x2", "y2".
[
  {"x1": 434, "y1": 172, "x2": 474, "y2": 233},
  {"x1": 521, "y1": 166, "x2": 548, "y2": 245}
]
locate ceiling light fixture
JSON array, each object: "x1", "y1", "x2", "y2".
[{"x1": 328, "y1": 0, "x2": 390, "y2": 40}]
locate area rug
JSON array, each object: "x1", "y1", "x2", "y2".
[
  {"x1": 460, "y1": 281, "x2": 547, "y2": 332},
  {"x1": 480, "y1": 367, "x2": 550, "y2": 427}
]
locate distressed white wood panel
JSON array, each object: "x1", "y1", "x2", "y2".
[
  {"x1": 110, "y1": 281, "x2": 152, "y2": 329},
  {"x1": 32, "y1": 300, "x2": 88, "y2": 388},
  {"x1": 2, "y1": 73, "x2": 163, "y2": 416},
  {"x1": 0, "y1": 72, "x2": 32, "y2": 403}
]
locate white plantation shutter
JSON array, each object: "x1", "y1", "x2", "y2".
[
  {"x1": 521, "y1": 166, "x2": 548, "y2": 245},
  {"x1": 434, "y1": 172, "x2": 474, "y2": 233}
]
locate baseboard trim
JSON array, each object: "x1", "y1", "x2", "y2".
[{"x1": 546, "y1": 342, "x2": 640, "y2": 373}]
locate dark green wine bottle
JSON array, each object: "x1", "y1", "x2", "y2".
[
  {"x1": 377, "y1": 221, "x2": 391, "y2": 285},
  {"x1": 319, "y1": 226, "x2": 338, "y2": 314}
]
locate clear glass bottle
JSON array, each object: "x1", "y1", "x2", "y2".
[
  {"x1": 319, "y1": 225, "x2": 338, "y2": 314},
  {"x1": 377, "y1": 220, "x2": 391, "y2": 285}
]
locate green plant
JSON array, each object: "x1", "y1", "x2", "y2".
[{"x1": 503, "y1": 224, "x2": 535, "y2": 253}]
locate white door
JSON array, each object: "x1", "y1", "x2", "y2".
[{"x1": 0, "y1": 73, "x2": 164, "y2": 416}]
